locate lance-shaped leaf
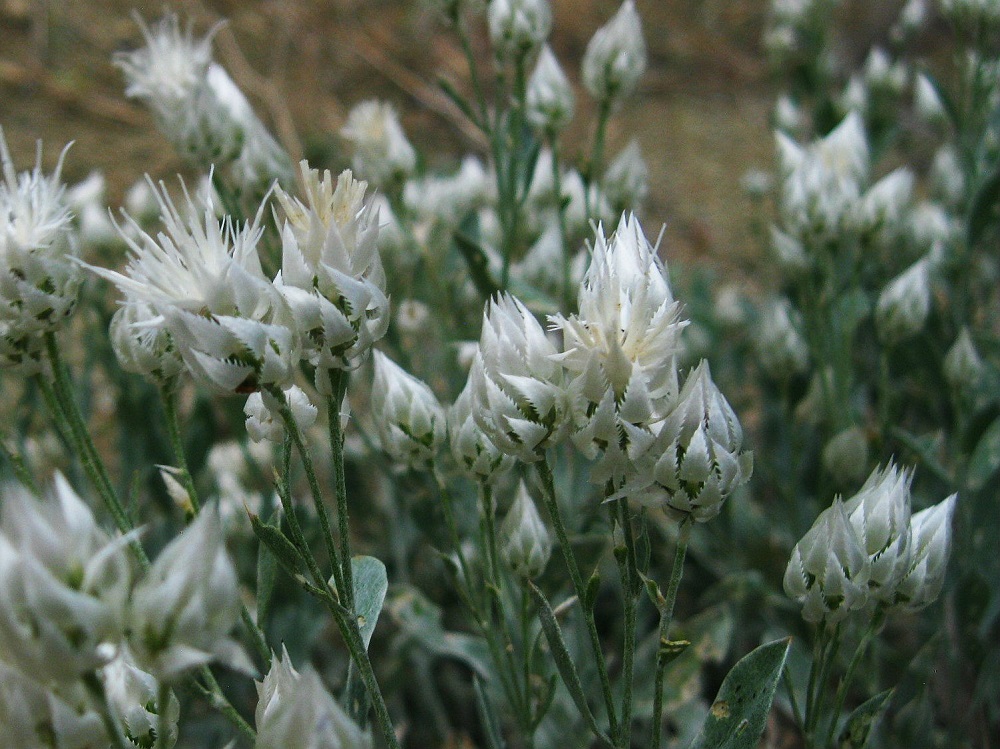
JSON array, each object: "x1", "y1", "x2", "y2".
[{"x1": 838, "y1": 689, "x2": 894, "y2": 748}]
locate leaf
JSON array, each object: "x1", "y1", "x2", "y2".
[
  {"x1": 837, "y1": 689, "x2": 894, "y2": 749},
  {"x1": 968, "y1": 159, "x2": 1000, "y2": 248},
  {"x1": 249, "y1": 513, "x2": 305, "y2": 580},
  {"x1": 688, "y1": 638, "x2": 791, "y2": 749},
  {"x1": 351, "y1": 556, "x2": 388, "y2": 649},
  {"x1": 527, "y1": 580, "x2": 611, "y2": 745},
  {"x1": 474, "y1": 675, "x2": 507, "y2": 749},
  {"x1": 967, "y1": 416, "x2": 1000, "y2": 491},
  {"x1": 437, "y1": 77, "x2": 480, "y2": 127}
]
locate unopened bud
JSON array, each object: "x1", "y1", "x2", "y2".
[{"x1": 499, "y1": 481, "x2": 552, "y2": 578}]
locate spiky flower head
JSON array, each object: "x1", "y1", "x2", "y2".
[
  {"x1": 625, "y1": 361, "x2": 752, "y2": 522},
  {"x1": 109, "y1": 299, "x2": 185, "y2": 386},
  {"x1": 447, "y1": 379, "x2": 515, "y2": 484},
  {"x1": 372, "y1": 350, "x2": 447, "y2": 469},
  {"x1": 470, "y1": 293, "x2": 569, "y2": 463},
  {"x1": 127, "y1": 503, "x2": 251, "y2": 681},
  {"x1": 274, "y1": 164, "x2": 390, "y2": 389},
  {"x1": 894, "y1": 494, "x2": 956, "y2": 611},
  {"x1": 488, "y1": 0, "x2": 552, "y2": 58},
  {"x1": 526, "y1": 45, "x2": 575, "y2": 134},
  {"x1": 244, "y1": 385, "x2": 318, "y2": 444},
  {"x1": 499, "y1": 481, "x2": 552, "y2": 578},
  {"x1": 341, "y1": 101, "x2": 416, "y2": 191},
  {"x1": 103, "y1": 647, "x2": 181, "y2": 749},
  {"x1": 0, "y1": 131, "x2": 81, "y2": 373},
  {"x1": 582, "y1": 1, "x2": 646, "y2": 105},
  {"x1": 256, "y1": 646, "x2": 372, "y2": 749},
  {"x1": 876, "y1": 257, "x2": 932, "y2": 344},
  {"x1": 551, "y1": 214, "x2": 685, "y2": 485},
  {"x1": 784, "y1": 498, "x2": 871, "y2": 623},
  {"x1": 0, "y1": 474, "x2": 133, "y2": 684},
  {"x1": 90, "y1": 177, "x2": 298, "y2": 393}
]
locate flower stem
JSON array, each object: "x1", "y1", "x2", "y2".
[
  {"x1": 82, "y1": 672, "x2": 130, "y2": 749},
  {"x1": 651, "y1": 517, "x2": 692, "y2": 749},
  {"x1": 822, "y1": 616, "x2": 880, "y2": 749},
  {"x1": 537, "y1": 456, "x2": 619, "y2": 740},
  {"x1": 327, "y1": 370, "x2": 355, "y2": 612},
  {"x1": 616, "y1": 499, "x2": 640, "y2": 749},
  {"x1": 159, "y1": 386, "x2": 200, "y2": 514}
]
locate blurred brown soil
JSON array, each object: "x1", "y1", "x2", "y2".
[{"x1": 0, "y1": 0, "x2": 777, "y2": 277}]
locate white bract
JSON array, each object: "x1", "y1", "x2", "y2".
[
  {"x1": 103, "y1": 647, "x2": 180, "y2": 749},
  {"x1": 447, "y1": 379, "x2": 514, "y2": 484},
  {"x1": 341, "y1": 101, "x2": 416, "y2": 191},
  {"x1": 526, "y1": 45, "x2": 575, "y2": 134},
  {"x1": 603, "y1": 140, "x2": 649, "y2": 212},
  {"x1": 784, "y1": 498, "x2": 871, "y2": 623},
  {"x1": 109, "y1": 299, "x2": 185, "y2": 386},
  {"x1": 244, "y1": 385, "x2": 318, "y2": 444},
  {"x1": 127, "y1": 504, "x2": 251, "y2": 680},
  {"x1": 372, "y1": 350, "x2": 447, "y2": 469},
  {"x1": 499, "y1": 481, "x2": 552, "y2": 578},
  {"x1": 256, "y1": 646, "x2": 372, "y2": 749},
  {"x1": 0, "y1": 475, "x2": 133, "y2": 683},
  {"x1": 0, "y1": 131, "x2": 81, "y2": 373},
  {"x1": 551, "y1": 214, "x2": 685, "y2": 485},
  {"x1": 625, "y1": 361, "x2": 752, "y2": 522},
  {"x1": 487, "y1": 0, "x2": 552, "y2": 58},
  {"x1": 894, "y1": 494, "x2": 956, "y2": 611},
  {"x1": 470, "y1": 293, "x2": 568, "y2": 462},
  {"x1": 274, "y1": 163, "x2": 390, "y2": 389},
  {"x1": 92, "y1": 178, "x2": 298, "y2": 393},
  {"x1": 582, "y1": 0, "x2": 646, "y2": 105},
  {"x1": 876, "y1": 258, "x2": 931, "y2": 344}
]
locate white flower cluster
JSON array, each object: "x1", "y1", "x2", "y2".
[
  {"x1": 0, "y1": 476, "x2": 247, "y2": 748},
  {"x1": 115, "y1": 13, "x2": 292, "y2": 192},
  {"x1": 0, "y1": 131, "x2": 81, "y2": 373},
  {"x1": 784, "y1": 463, "x2": 956, "y2": 623}
]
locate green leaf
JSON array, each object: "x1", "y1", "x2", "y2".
[
  {"x1": 437, "y1": 77, "x2": 480, "y2": 127},
  {"x1": 351, "y1": 556, "x2": 388, "y2": 650},
  {"x1": 688, "y1": 638, "x2": 791, "y2": 749},
  {"x1": 837, "y1": 689, "x2": 893, "y2": 748},
  {"x1": 583, "y1": 571, "x2": 602, "y2": 612},
  {"x1": 967, "y1": 416, "x2": 1000, "y2": 491},
  {"x1": 473, "y1": 675, "x2": 507, "y2": 749},
  {"x1": 250, "y1": 513, "x2": 305, "y2": 580},
  {"x1": 527, "y1": 580, "x2": 611, "y2": 745}
]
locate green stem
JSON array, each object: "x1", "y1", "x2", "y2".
[
  {"x1": 616, "y1": 499, "x2": 639, "y2": 749},
  {"x1": 198, "y1": 666, "x2": 256, "y2": 742},
  {"x1": 536, "y1": 456, "x2": 619, "y2": 739},
  {"x1": 520, "y1": 581, "x2": 536, "y2": 746},
  {"x1": 550, "y1": 135, "x2": 573, "y2": 313},
  {"x1": 457, "y1": 22, "x2": 490, "y2": 131},
  {"x1": 327, "y1": 370, "x2": 355, "y2": 612},
  {"x1": 82, "y1": 672, "x2": 130, "y2": 749},
  {"x1": 588, "y1": 98, "x2": 612, "y2": 220},
  {"x1": 822, "y1": 617, "x2": 880, "y2": 749},
  {"x1": 159, "y1": 387, "x2": 200, "y2": 515},
  {"x1": 651, "y1": 517, "x2": 692, "y2": 749},
  {"x1": 155, "y1": 681, "x2": 171, "y2": 749},
  {"x1": 0, "y1": 439, "x2": 40, "y2": 494}
]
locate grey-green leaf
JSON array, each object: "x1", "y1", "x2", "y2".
[
  {"x1": 351, "y1": 555, "x2": 388, "y2": 649},
  {"x1": 688, "y1": 638, "x2": 791, "y2": 749},
  {"x1": 837, "y1": 689, "x2": 893, "y2": 748}
]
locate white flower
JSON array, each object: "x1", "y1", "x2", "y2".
[
  {"x1": 245, "y1": 385, "x2": 318, "y2": 444},
  {"x1": 371, "y1": 350, "x2": 447, "y2": 469},
  {"x1": 603, "y1": 140, "x2": 649, "y2": 212},
  {"x1": 862, "y1": 47, "x2": 908, "y2": 97},
  {"x1": 128, "y1": 504, "x2": 251, "y2": 680},
  {"x1": 402, "y1": 156, "x2": 491, "y2": 229},
  {"x1": 499, "y1": 481, "x2": 552, "y2": 578},
  {"x1": 103, "y1": 647, "x2": 180, "y2": 749},
  {"x1": 109, "y1": 300, "x2": 185, "y2": 385},
  {"x1": 526, "y1": 45, "x2": 575, "y2": 133},
  {"x1": 757, "y1": 297, "x2": 809, "y2": 380},
  {"x1": 447, "y1": 378, "x2": 514, "y2": 483},
  {"x1": 876, "y1": 258, "x2": 931, "y2": 344},
  {"x1": 256, "y1": 646, "x2": 372, "y2": 749},
  {"x1": 770, "y1": 225, "x2": 810, "y2": 276},
  {"x1": 0, "y1": 474, "x2": 133, "y2": 683},
  {"x1": 894, "y1": 494, "x2": 956, "y2": 611},
  {"x1": 0, "y1": 660, "x2": 107, "y2": 749},
  {"x1": 856, "y1": 168, "x2": 915, "y2": 240},
  {"x1": 91, "y1": 177, "x2": 298, "y2": 393},
  {"x1": 341, "y1": 101, "x2": 416, "y2": 190},
  {"x1": 914, "y1": 73, "x2": 948, "y2": 127},
  {"x1": 550, "y1": 214, "x2": 685, "y2": 485},
  {"x1": 784, "y1": 498, "x2": 871, "y2": 623},
  {"x1": 470, "y1": 293, "x2": 568, "y2": 462},
  {"x1": 774, "y1": 94, "x2": 802, "y2": 133},
  {"x1": 626, "y1": 361, "x2": 752, "y2": 522},
  {"x1": 274, "y1": 164, "x2": 390, "y2": 387},
  {"x1": 488, "y1": 0, "x2": 552, "y2": 58},
  {"x1": 842, "y1": 464, "x2": 914, "y2": 603},
  {"x1": 929, "y1": 145, "x2": 965, "y2": 207},
  {"x1": 0, "y1": 131, "x2": 81, "y2": 373},
  {"x1": 582, "y1": 0, "x2": 646, "y2": 104},
  {"x1": 944, "y1": 327, "x2": 984, "y2": 392}
]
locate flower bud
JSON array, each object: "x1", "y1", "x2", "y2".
[
  {"x1": 856, "y1": 168, "x2": 915, "y2": 240},
  {"x1": 876, "y1": 258, "x2": 931, "y2": 344},
  {"x1": 128, "y1": 503, "x2": 251, "y2": 680},
  {"x1": 628, "y1": 361, "x2": 753, "y2": 522},
  {"x1": 603, "y1": 140, "x2": 649, "y2": 212},
  {"x1": 582, "y1": 1, "x2": 646, "y2": 104},
  {"x1": 943, "y1": 327, "x2": 984, "y2": 393},
  {"x1": 372, "y1": 350, "x2": 447, "y2": 469},
  {"x1": 0, "y1": 474, "x2": 133, "y2": 683},
  {"x1": 757, "y1": 298, "x2": 809, "y2": 379},
  {"x1": 821, "y1": 425, "x2": 869, "y2": 486},
  {"x1": 103, "y1": 647, "x2": 180, "y2": 749},
  {"x1": 784, "y1": 498, "x2": 870, "y2": 623},
  {"x1": 488, "y1": 0, "x2": 552, "y2": 58},
  {"x1": 340, "y1": 101, "x2": 416, "y2": 190},
  {"x1": 526, "y1": 45, "x2": 574, "y2": 134},
  {"x1": 448, "y1": 378, "x2": 514, "y2": 483},
  {"x1": 769, "y1": 226, "x2": 810, "y2": 276},
  {"x1": 244, "y1": 385, "x2": 318, "y2": 445},
  {"x1": 930, "y1": 145, "x2": 964, "y2": 208},
  {"x1": 894, "y1": 494, "x2": 956, "y2": 611},
  {"x1": 499, "y1": 481, "x2": 552, "y2": 578},
  {"x1": 256, "y1": 646, "x2": 372, "y2": 749},
  {"x1": 914, "y1": 73, "x2": 948, "y2": 127}
]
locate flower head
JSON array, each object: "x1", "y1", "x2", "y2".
[
  {"x1": 488, "y1": 0, "x2": 552, "y2": 58},
  {"x1": 244, "y1": 385, "x2": 318, "y2": 444},
  {"x1": 103, "y1": 647, "x2": 181, "y2": 749},
  {"x1": 499, "y1": 481, "x2": 552, "y2": 578},
  {"x1": 894, "y1": 494, "x2": 956, "y2": 611},
  {"x1": 447, "y1": 379, "x2": 515, "y2": 483},
  {"x1": 372, "y1": 350, "x2": 447, "y2": 469},
  {"x1": 341, "y1": 101, "x2": 416, "y2": 191},
  {"x1": 582, "y1": 1, "x2": 646, "y2": 105},
  {"x1": 526, "y1": 45, "x2": 575, "y2": 134},
  {"x1": 876, "y1": 258, "x2": 931, "y2": 344}
]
